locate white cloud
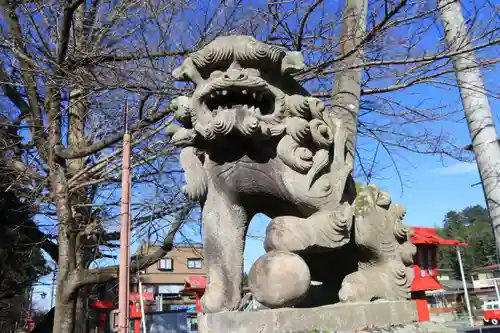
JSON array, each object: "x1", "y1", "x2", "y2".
[{"x1": 431, "y1": 162, "x2": 478, "y2": 175}]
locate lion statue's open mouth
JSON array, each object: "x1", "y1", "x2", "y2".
[
  {"x1": 201, "y1": 87, "x2": 275, "y2": 117},
  {"x1": 195, "y1": 68, "x2": 276, "y2": 118}
]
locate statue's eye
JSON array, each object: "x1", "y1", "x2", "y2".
[{"x1": 210, "y1": 70, "x2": 223, "y2": 79}]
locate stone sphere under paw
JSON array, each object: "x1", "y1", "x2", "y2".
[{"x1": 248, "y1": 250, "x2": 311, "y2": 308}]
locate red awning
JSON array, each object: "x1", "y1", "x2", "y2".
[
  {"x1": 411, "y1": 275, "x2": 443, "y2": 292},
  {"x1": 410, "y1": 227, "x2": 467, "y2": 246},
  {"x1": 91, "y1": 300, "x2": 114, "y2": 309},
  {"x1": 181, "y1": 276, "x2": 206, "y2": 293}
]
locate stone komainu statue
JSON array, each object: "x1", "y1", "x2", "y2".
[{"x1": 169, "y1": 35, "x2": 417, "y2": 313}]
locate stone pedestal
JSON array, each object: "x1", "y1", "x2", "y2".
[{"x1": 198, "y1": 301, "x2": 418, "y2": 333}]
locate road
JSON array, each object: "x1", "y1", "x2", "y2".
[{"x1": 459, "y1": 325, "x2": 500, "y2": 333}]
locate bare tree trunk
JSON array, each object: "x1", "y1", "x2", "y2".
[
  {"x1": 53, "y1": 292, "x2": 76, "y2": 333},
  {"x1": 438, "y1": 0, "x2": 500, "y2": 255},
  {"x1": 47, "y1": 82, "x2": 78, "y2": 333},
  {"x1": 53, "y1": 252, "x2": 77, "y2": 333},
  {"x1": 74, "y1": 288, "x2": 89, "y2": 333},
  {"x1": 332, "y1": 0, "x2": 368, "y2": 167}
]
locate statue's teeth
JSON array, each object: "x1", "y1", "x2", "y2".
[
  {"x1": 252, "y1": 92, "x2": 257, "y2": 99},
  {"x1": 210, "y1": 93, "x2": 215, "y2": 98},
  {"x1": 242, "y1": 90, "x2": 247, "y2": 95},
  {"x1": 243, "y1": 104, "x2": 248, "y2": 109},
  {"x1": 222, "y1": 90, "x2": 228, "y2": 95},
  {"x1": 249, "y1": 106, "x2": 255, "y2": 113},
  {"x1": 255, "y1": 107, "x2": 261, "y2": 114},
  {"x1": 218, "y1": 106, "x2": 224, "y2": 112}
]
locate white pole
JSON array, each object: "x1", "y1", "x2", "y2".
[
  {"x1": 437, "y1": 0, "x2": 500, "y2": 259},
  {"x1": 495, "y1": 278, "x2": 500, "y2": 302},
  {"x1": 50, "y1": 264, "x2": 56, "y2": 308},
  {"x1": 138, "y1": 279, "x2": 147, "y2": 333},
  {"x1": 456, "y1": 245, "x2": 474, "y2": 327}
]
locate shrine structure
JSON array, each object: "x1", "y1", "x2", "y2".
[{"x1": 410, "y1": 227, "x2": 468, "y2": 321}]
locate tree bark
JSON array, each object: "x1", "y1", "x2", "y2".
[
  {"x1": 74, "y1": 288, "x2": 89, "y2": 333},
  {"x1": 47, "y1": 83, "x2": 78, "y2": 333},
  {"x1": 53, "y1": 293, "x2": 77, "y2": 333},
  {"x1": 437, "y1": 0, "x2": 500, "y2": 256},
  {"x1": 331, "y1": 0, "x2": 369, "y2": 167}
]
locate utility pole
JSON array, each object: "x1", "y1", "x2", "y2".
[
  {"x1": 437, "y1": 0, "x2": 500, "y2": 257},
  {"x1": 27, "y1": 284, "x2": 33, "y2": 329},
  {"x1": 118, "y1": 100, "x2": 132, "y2": 333},
  {"x1": 494, "y1": 278, "x2": 500, "y2": 302}
]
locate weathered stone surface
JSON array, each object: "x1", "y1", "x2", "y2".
[
  {"x1": 170, "y1": 35, "x2": 417, "y2": 313},
  {"x1": 198, "y1": 301, "x2": 418, "y2": 333},
  {"x1": 417, "y1": 322, "x2": 458, "y2": 333},
  {"x1": 354, "y1": 323, "x2": 457, "y2": 333}
]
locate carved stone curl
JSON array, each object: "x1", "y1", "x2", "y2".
[{"x1": 169, "y1": 35, "x2": 415, "y2": 313}]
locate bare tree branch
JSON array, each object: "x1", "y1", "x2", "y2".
[
  {"x1": 55, "y1": 105, "x2": 175, "y2": 159},
  {"x1": 69, "y1": 206, "x2": 191, "y2": 293}
]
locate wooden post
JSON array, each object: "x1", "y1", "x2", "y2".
[{"x1": 118, "y1": 100, "x2": 132, "y2": 333}]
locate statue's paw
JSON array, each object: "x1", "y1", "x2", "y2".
[
  {"x1": 170, "y1": 128, "x2": 197, "y2": 147},
  {"x1": 201, "y1": 290, "x2": 240, "y2": 313},
  {"x1": 182, "y1": 182, "x2": 207, "y2": 201},
  {"x1": 338, "y1": 271, "x2": 371, "y2": 303},
  {"x1": 264, "y1": 216, "x2": 312, "y2": 252},
  {"x1": 179, "y1": 147, "x2": 208, "y2": 201},
  {"x1": 339, "y1": 262, "x2": 412, "y2": 303},
  {"x1": 312, "y1": 208, "x2": 352, "y2": 247}
]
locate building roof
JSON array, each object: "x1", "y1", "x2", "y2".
[
  {"x1": 410, "y1": 227, "x2": 467, "y2": 246},
  {"x1": 474, "y1": 264, "x2": 500, "y2": 272},
  {"x1": 181, "y1": 276, "x2": 207, "y2": 293},
  {"x1": 437, "y1": 268, "x2": 453, "y2": 272},
  {"x1": 135, "y1": 242, "x2": 203, "y2": 255},
  {"x1": 440, "y1": 279, "x2": 473, "y2": 290},
  {"x1": 175, "y1": 243, "x2": 203, "y2": 248}
]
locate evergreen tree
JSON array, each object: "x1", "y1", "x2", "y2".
[
  {"x1": 0, "y1": 123, "x2": 48, "y2": 331},
  {"x1": 437, "y1": 205, "x2": 496, "y2": 280}
]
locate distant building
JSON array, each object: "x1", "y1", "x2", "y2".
[
  {"x1": 90, "y1": 243, "x2": 205, "y2": 333},
  {"x1": 425, "y1": 267, "x2": 474, "y2": 318},
  {"x1": 131, "y1": 243, "x2": 205, "y2": 313},
  {"x1": 470, "y1": 264, "x2": 500, "y2": 302},
  {"x1": 128, "y1": 243, "x2": 205, "y2": 333}
]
